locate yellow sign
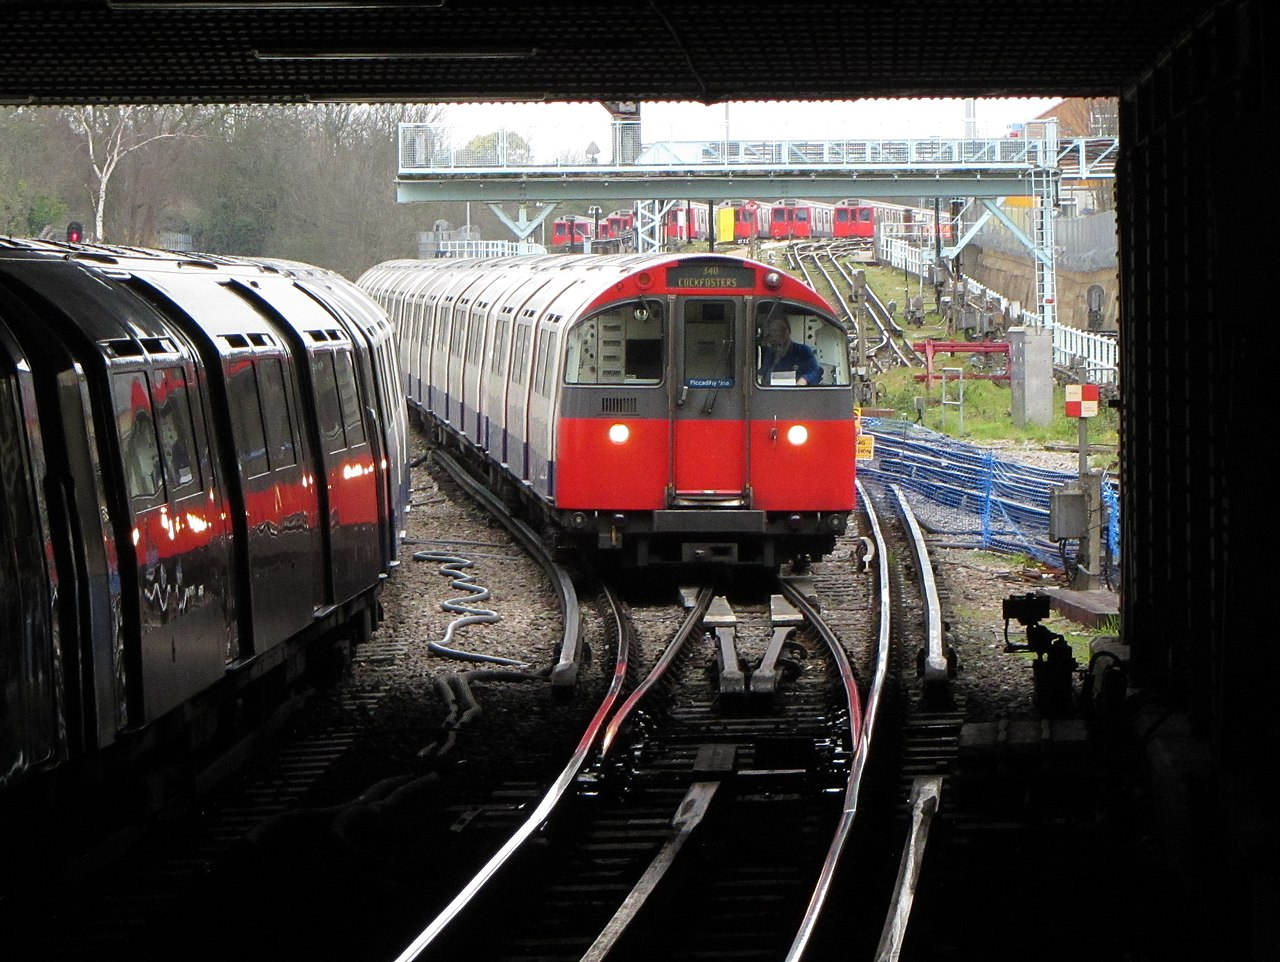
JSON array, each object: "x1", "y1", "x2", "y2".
[{"x1": 856, "y1": 434, "x2": 876, "y2": 461}]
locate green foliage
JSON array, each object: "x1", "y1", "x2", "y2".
[
  {"x1": 860, "y1": 263, "x2": 1119, "y2": 449},
  {"x1": 25, "y1": 192, "x2": 69, "y2": 236}
]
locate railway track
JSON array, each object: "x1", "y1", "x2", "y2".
[{"x1": 15, "y1": 430, "x2": 1002, "y2": 962}]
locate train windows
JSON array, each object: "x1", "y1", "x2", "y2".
[
  {"x1": 534, "y1": 329, "x2": 554, "y2": 397},
  {"x1": 153, "y1": 366, "x2": 200, "y2": 495},
  {"x1": 465, "y1": 316, "x2": 484, "y2": 365},
  {"x1": 0, "y1": 378, "x2": 35, "y2": 539},
  {"x1": 490, "y1": 317, "x2": 510, "y2": 376},
  {"x1": 112, "y1": 370, "x2": 165, "y2": 502},
  {"x1": 563, "y1": 300, "x2": 663, "y2": 386},
  {"x1": 255, "y1": 357, "x2": 298, "y2": 469},
  {"x1": 755, "y1": 303, "x2": 851, "y2": 388},
  {"x1": 313, "y1": 354, "x2": 346, "y2": 454},
  {"x1": 449, "y1": 310, "x2": 466, "y2": 358},
  {"x1": 226, "y1": 360, "x2": 270, "y2": 478},
  {"x1": 683, "y1": 300, "x2": 734, "y2": 388},
  {"x1": 334, "y1": 350, "x2": 366, "y2": 447},
  {"x1": 511, "y1": 325, "x2": 531, "y2": 386}
]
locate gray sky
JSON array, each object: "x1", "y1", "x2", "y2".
[{"x1": 439, "y1": 97, "x2": 1065, "y2": 163}]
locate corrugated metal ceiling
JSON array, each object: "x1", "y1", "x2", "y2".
[{"x1": 1, "y1": 1, "x2": 1220, "y2": 105}]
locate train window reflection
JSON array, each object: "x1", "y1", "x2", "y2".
[
  {"x1": 227, "y1": 360, "x2": 270, "y2": 478},
  {"x1": 112, "y1": 370, "x2": 165, "y2": 503},
  {"x1": 334, "y1": 351, "x2": 366, "y2": 447},
  {"x1": 314, "y1": 354, "x2": 346, "y2": 454},
  {"x1": 153, "y1": 366, "x2": 200, "y2": 495},
  {"x1": 564, "y1": 300, "x2": 663, "y2": 385},
  {"x1": 256, "y1": 357, "x2": 298, "y2": 469}
]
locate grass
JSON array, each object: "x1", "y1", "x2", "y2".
[{"x1": 855, "y1": 263, "x2": 1120, "y2": 452}]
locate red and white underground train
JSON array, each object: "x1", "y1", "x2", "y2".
[
  {"x1": 358, "y1": 251, "x2": 857, "y2": 569},
  {"x1": 0, "y1": 237, "x2": 407, "y2": 883}
]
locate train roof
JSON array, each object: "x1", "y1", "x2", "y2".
[{"x1": 358, "y1": 251, "x2": 837, "y2": 319}]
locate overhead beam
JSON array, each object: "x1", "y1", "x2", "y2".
[{"x1": 396, "y1": 172, "x2": 1036, "y2": 203}]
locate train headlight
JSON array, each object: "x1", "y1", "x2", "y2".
[
  {"x1": 787, "y1": 424, "x2": 809, "y2": 445},
  {"x1": 829, "y1": 514, "x2": 847, "y2": 532},
  {"x1": 764, "y1": 271, "x2": 783, "y2": 289},
  {"x1": 608, "y1": 423, "x2": 630, "y2": 444},
  {"x1": 570, "y1": 512, "x2": 589, "y2": 529}
]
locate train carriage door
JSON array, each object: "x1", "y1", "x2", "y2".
[{"x1": 670, "y1": 297, "x2": 746, "y2": 500}]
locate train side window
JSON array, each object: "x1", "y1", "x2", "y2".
[
  {"x1": 153, "y1": 366, "x2": 201, "y2": 495},
  {"x1": 449, "y1": 310, "x2": 466, "y2": 358},
  {"x1": 255, "y1": 357, "x2": 298, "y2": 469},
  {"x1": 333, "y1": 350, "x2": 366, "y2": 447},
  {"x1": 682, "y1": 300, "x2": 734, "y2": 388},
  {"x1": 313, "y1": 353, "x2": 345, "y2": 453},
  {"x1": 490, "y1": 317, "x2": 510, "y2": 376},
  {"x1": 0, "y1": 379, "x2": 35, "y2": 538},
  {"x1": 226, "y1": 359, "x2": 270, "y2": 478},
  {"x1": 111, "y1": 370, "x2": 166, "y2": 503},
  {"x1": 532, "y1": 329, "x2": 552, "y2": 396},
  {"x1": 466, "y1": 317, "x2": 484, "y2": 364},
  {"x1": 511, "y1": 325, "x2": 530, "y2": 386}
]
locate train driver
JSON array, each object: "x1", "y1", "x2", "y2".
[{"x1": 758, "y1": 314, "x2": 822, "y2": 386}]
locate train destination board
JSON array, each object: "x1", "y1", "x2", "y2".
[{"x1": 667, "y1": 263, "x2": 755, "y2": 289}]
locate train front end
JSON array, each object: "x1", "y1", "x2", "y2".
[{"x1": 553, "y1": 255, "x2": 856, "y2": 569}]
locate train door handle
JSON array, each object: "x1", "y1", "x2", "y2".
[{"x1": 678, "y1": 385, "x2": 688, "y2": 406}]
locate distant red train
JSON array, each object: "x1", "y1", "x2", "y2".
[
  {"x1": 664, "y1": 201, "x2": 711, "y2": 242},
  {"x1": 833, "y1": 201, "x2": 877, "y2": 239},
  {"x1": 550, "y1": 216, "x2": 594, "y2": 248},
  {"x1": 601, "y1": 208, "x2": 634, "y2": 240},
  {"x1": 765, "y1": 199, "x2": 835, "y2": 239}
]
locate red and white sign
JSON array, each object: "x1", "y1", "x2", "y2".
[{"x1": 1065, "y1": 383, "x2": 1100, "y2": 418}]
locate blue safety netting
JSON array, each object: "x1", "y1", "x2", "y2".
[{"x1": 858, "y1": 418, "x2": 1121, "y2": 576}]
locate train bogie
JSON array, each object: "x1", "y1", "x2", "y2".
[{"x1": 359, "y1": 252, "x2": 857, "y2": 571}]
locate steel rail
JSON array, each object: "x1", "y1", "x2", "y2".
[
  {"x1": 391, "y1": 583, "x2": 633, "y2": 962},
  {"x1": 785, "y1": 477, "x2": 893, "y2": 959}
]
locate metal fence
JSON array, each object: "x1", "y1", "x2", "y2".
[{"x1": 859, "y1": 419, "x2": 1121, "y2": 578}]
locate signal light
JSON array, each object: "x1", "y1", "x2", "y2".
[{"x1": 66, "y1": 221, "x2": 83, "y2": 244}]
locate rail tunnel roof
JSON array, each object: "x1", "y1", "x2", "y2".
[{"x1": 3, "y1": 1, "x2": 1221, "y2": 106}]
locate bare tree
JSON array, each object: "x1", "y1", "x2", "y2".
[{"x1": 63, "y1": 105, "x2": 203, "y2": 242}]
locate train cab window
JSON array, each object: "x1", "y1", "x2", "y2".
[
  {"x1": 755, "y1": 303, "x2": 851, "y2": 388},
  {"x1": 255, "y1": 357, "x2": 298, "y2": 469},
  {"x1": 682, "y1": 300, "x2": 734, "y2": 388},
  {"x1": 153, "y1": 366, "x2": 200, "y2": 495},
  {"x1": 564, "y1": 300, "x2": 663, "y2": 385},
  {"x1": 111, "y1": 370, "x2": 166, "y2": 503},
  {"x1": 226, "y1": 360, "x2": 270, "y2": 478}
]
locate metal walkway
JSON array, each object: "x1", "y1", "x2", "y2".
[{"x1": 396, "y1": 123, "x2": 1117, "y2": 203}]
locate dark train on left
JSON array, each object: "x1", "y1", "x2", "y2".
[{"x1": 0, "y1": 237, "x2": 408, "y2": 880}]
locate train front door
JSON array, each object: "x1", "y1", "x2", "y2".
[{"x1": 669, "y1": 297, "x2": 748, "y2": 503}]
